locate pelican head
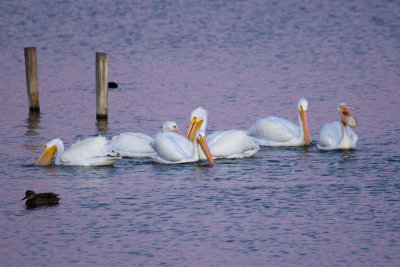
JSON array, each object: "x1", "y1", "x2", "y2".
[
  {"x1": 163, "y1": 121, "x2": 179, "y2": 134},
  {"x1": 186, "y1": 107, "x2": 208, "y2": 141},
  {"x1": 34, "y1": 138, "x2": 63, "y2": 166},
  {"x1": 195, "y1": 130, "x2": 214, "y2": 165},
  {"x1": 338, "y1": 102, "x2": 347, "y2": 111},
  {"x1": 298, "y1": 98, "x2": 309, "y2": 112},
  {"x1": 297, "y1": 98, "x2": 310, "y2": 145},
  {"x1": 339, "y1": 103, "x2": 358, "y2": 128}
]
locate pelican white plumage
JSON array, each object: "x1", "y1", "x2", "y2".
[
  {"x1": 110, "y1": 121, "x2": 179, "y2": 158},
  {"x1": 317, "y1": 103, "x2": 358, "y2": 150},
  {"x1": 151, "y1": 128, "x2": 214, "y2": 165},
  {"x1": 186, "y1": 107, "x2": 259, "y2": 159},
  {"x1": 248, "y1": 98, "x2": 311, "y2": 146},
  {"x1": 34, "y1": 136, "x2": 120, "y2": 166}
]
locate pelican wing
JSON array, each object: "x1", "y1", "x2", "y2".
[
  {"x1": 317, "y1": 121, "x2": 342, "y2": 149},
  {"x1": 347, "y1": 127, "x2": 358, "y2": 144},
  {"x1": 111, "y1": 132, "x2": 154, "y2": 157},
  {"x1": 168, "y1": 133, "x2": 194, "y2": 156},
  {"x1": 58, "y1": 136, "x2": 116, "y2": 164},
  {"x1": 205, "y1": 130, "x2": 259, "y2": 159},
  {"x1": 151, "y1": 132, "x2": 193, "y2": 162},
  {"x1": 249, "y1": 116, "x2": 299, "y2": 143}
]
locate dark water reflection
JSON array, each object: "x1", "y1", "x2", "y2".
[
  {"x1": 24, "y1": 112, "x2": 42, "y2": 151},
  {"x1": 96, "y1": 119, "x2": 109, "y2": 133},
  {"x1": 0, "y1": 0, "x2": 400, "y2": 266},
  {"x1": 25, "y1": 112, "x2": 41, "y2": 136}
]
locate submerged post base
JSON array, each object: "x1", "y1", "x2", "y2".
[
  {"x1": 96, "y1": 114, "x2": 108, "y2": 120},
  {"x1": 29, "y1": 107, "x2": 40, "y2": 113}
]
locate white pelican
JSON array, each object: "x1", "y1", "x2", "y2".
[
  {"x1": 34, "y1": 136, "x2": 120, "y2": 166},
  {"x1": 151, "y1": 128, "x2": 214, "y2": 165},
  {"x1": 248, "y1": 98, "x2": 311, "y2": 146},
  {"x1": 110, "y1": 121, "x2": 179, "y2": 158},
  {"x1": 317, "y1": 103, "x2": 358, "y2": 150},
  {"x1": 186, "y1": 107, "x2": 259, "y2": 159}
]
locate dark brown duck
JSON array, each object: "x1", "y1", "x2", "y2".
[{"x1": 21, "y1": 190, "x2": 60, "y2": 206}]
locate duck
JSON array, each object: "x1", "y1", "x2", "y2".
[
  {"x1": 34, "y1": 136, "x2": 119, "y2": 166},
  {"x1": 317, "y1": 103, "x2": 358, "y2": 150},
  {"x1": 110, "y1": 121, "x2": 180, "y2": 158},
  {"x1": 21, "y1": 190, "x2": 60, "y2": 207}
]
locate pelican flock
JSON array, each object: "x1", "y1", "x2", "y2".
[{"x1": 33, "y1": 98, "x2": 359, "y2": 167}]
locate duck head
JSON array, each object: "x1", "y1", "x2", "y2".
[{"x1": 21, "y1": 190, "x2": 36, "y2": 200}]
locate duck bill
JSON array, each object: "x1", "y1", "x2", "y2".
[
  {"x1": 34, "y1": 145, "x2": 57, "y2": 166},
  {"x1": 300, "y1": 110, "x2": 310, "y2": 146},
  {"x1": 186, "y1": 119, "x2": 203, "y2": 142},
  {"x1": 197, "y1": 135, "x2": 214, "y2": 165},
  {"x1": 21, "y1": 196, "x2": 27, "y2": 201}
]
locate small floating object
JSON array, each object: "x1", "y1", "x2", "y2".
[
  {"x1": 21, "y1": 190, "x2": 60, "y2": 207},
  {"x1": 108, "y1": 82, "x2": 118, "y2": 88}
]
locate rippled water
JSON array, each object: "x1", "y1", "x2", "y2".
[{"x1": 1, "y1": 0, "x2": 400, "y2": 265}]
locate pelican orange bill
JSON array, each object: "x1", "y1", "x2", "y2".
[
  {"x1": 34, "y1": 145, "x2": 57, "y2": 166},
  {"x1": 197, "y1": 134, "x2": 214, "y2": 165},
  {"x1": 186, "y1": 118, "x2": 203, "y2": 142}
]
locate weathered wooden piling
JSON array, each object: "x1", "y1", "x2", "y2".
[
  {"x1": 96, "y1": 52, "x2": 108, "y2": 120},
  {"x1": 24, "y1": 47, "x2": 40, "y2": 112}
]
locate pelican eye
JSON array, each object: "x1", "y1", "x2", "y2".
[{"x1": 44, "y1": 145, "x2": 47, "y2": 151}]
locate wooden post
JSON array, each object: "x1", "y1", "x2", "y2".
[
  {"x1": 96, "y1": 52, "x2": 108, "y2": 120},
  {"x1": 24, "y1": 47, "x2": 40, "y2": 112}
]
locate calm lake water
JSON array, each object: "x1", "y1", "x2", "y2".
[{"x1": 1, "y1": 0, "x2": 400, "y2": 265}]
